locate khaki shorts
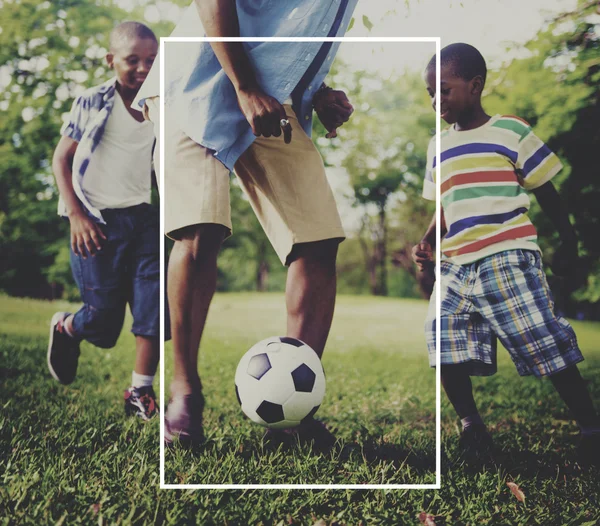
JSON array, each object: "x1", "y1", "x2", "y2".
[{"x1": 144, "y1": 97, "x2": 345, "y2": 265}]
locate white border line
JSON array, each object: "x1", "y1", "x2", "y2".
[
  {"x1": 435, "y1": 36, "x2": 441, "y2": 490},
  {"x1": 159, "y1": 36, "x2": 441, "y2": 490}
]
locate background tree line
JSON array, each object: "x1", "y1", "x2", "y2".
[{"x1": 1, "y1": 0, "x2": 598, "y2": 317}]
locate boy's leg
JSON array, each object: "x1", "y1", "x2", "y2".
[
  {"x1": 549, "y1": 365, "x2": 600, "y2": 429},
  {"x1": 441, "y1": 363, "x2": 478, "y2": 419},
  {"x1": 550, "y1": 366, "x2": 600, "y2": 465},
  {"x1": 475, "y1": 250, "x2": 596, "y2": 459},
  {"x1": 425, "y1": 264, "x2": 496, "y2": 453},
  {"x1": 48, "y1": 213, "x2": 128, "y2": 384},
  {"x1": 133, "y1": 335, "x2": 159, "y2": 377}
]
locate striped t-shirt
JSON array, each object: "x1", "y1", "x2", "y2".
[{"x1": 422, "y1": 114, "x2": 562, "y2": 265}]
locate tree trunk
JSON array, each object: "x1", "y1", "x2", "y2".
[
  {"x1": 255, "y1": 240, "x2": 269, "y2": 292},
  {"x1": 377, "y1": 203, "x2": 388, "y2": 296}
]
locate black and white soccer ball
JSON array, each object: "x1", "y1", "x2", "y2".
[{"x1": 234, "y1": 336, "x2": 326, "y2": 429}]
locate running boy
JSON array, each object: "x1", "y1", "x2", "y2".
[
  {"x1": 47, "y1": 22, "x2": 160, "y2": 420},
  {"x1": 414, "y1": 43, "x2": 600, "y2": 463}
]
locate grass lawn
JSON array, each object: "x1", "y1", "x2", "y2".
[{"x1": 1, "y1": 293, "x2": 599, "y2": 524}]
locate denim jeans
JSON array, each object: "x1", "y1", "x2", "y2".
[{"x1": 70, "y1": 203, "x2": 160, "y2": 348}]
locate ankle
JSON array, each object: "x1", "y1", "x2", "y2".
[
  {"x1": 170, "y1": 378, "x2": 202, "y2": 397},
  {"x1": 63, "y1": 314, "x2": 76, "y2": 338},
  {"x1": 461, "y1": 413, "x2": 485, "y2": 431},
  {"x1": 132, "y1": 371, "x2": 155, "y2": 388}
]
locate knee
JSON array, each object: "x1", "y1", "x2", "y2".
[
  {"x1": 80, "y1": 306, "x2": 125, "y2": 349},
  {"x1": 287, "y1": 239, "x2": 339, "y2": 271},
  {"x1": 172, "y1": 224, "x2": 228, "y2": 265}
]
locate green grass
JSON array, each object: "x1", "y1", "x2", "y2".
[
  {"x1": 166, "y1": 293, "x2": 435, "y2": 485},
  {"x1": 1, "y1": 293, "x2": 599, "y2": 524}
]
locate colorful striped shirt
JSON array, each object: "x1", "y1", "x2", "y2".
[{"x1": 422, "y1": 114, "x2": 562, "y2": 264}]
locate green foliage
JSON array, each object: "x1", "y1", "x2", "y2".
[
  {"x1": 0, "y1": 0, "x2": 186, "y2": 298},
  {"x1": 484, "y1": 0, "x2": 600, "y2": 314},
  {"x1": 317, "y1": 65, "x2": 435, "y2": 297}
]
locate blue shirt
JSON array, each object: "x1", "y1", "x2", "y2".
[
  {"x1": 137, "y1": 0, "x2": 357, "y2": 171},
  {"x1": 59, "y1": 78, "x2": 120, "y2": 223}
]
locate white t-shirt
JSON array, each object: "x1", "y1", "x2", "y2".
[{"x1": 81, "y1": 91, "x2": 154, "y2": 210}]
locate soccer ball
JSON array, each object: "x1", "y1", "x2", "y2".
[{"x1": 234, "y1": 336, "x2": 326, "y2": 429}]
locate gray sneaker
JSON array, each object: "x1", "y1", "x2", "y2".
[{"x1": 47, "y1": 312, "x2": 80, "y2": 385}]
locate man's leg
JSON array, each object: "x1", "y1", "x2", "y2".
[
  {"x1": 285, "y1": 239, "x2": 339, "y2": 358},
  {"x1": 167, "y1": 224, "x2": 228, "y2": 396}
]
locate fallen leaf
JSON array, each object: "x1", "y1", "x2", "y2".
[
  {"x1": 313, "y1": 520, "x2": 327, "y2": 526},
  {"x1": 507, "y1": 481, "x2": 526, "y2": 503},
  {"x1": 418, "y1": 512, "x2": 437, "y2": 526}
]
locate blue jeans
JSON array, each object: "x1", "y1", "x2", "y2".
[{"x1": 70, "y1": 203, "x2": 161, "y2": 348}]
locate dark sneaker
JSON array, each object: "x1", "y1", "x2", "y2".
[
  {"x1": 124, "y1": 386, "x2": 158, "y2": 421},
  {"x1": 459, "y1": 424, "x2": 494, "y2": 454},
  {"x1": 578, "y1": 433, "x2": 600, "y2": 466},
  {"x1": 164, "y1": 391, "x2": 205, "y2": 446},
  {"x1": 47, "y1": 312, "x2": 80, "y2": 385}
]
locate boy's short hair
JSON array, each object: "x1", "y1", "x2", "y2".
[
  {"x1": 427, "y1": 43, "x2": 487, "y2": 85},
  {"x1": 109, "y1": 21, "x2": 157, "y2": 51}
]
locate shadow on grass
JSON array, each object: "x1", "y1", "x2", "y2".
[
  {"x1": 0, "y1": 367, "x2": 22, "y2": 379},
  {"x1": 441, "y1": 440, "x2": 595, "y2": 480}
]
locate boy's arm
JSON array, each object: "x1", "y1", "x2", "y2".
[
  {"x1": 531, "y1": 181, "x2": 578, "y2": 275},
  {"x1": 412, "y1": 208, "x2": 447, "y2": 271},
  {"x1": 194, "y1": 0, "x2": 291, "y2": 143},
  {"x1": 52, "y1": 136, "x2": 106, "y2": 258}
]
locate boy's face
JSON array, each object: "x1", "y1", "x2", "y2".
[
  {"x1": 106, "y1": 36, "x2": 158, "y2": 93},
  {"x1": 425, "y1": 65, "x2": 481, "y2": 124}
]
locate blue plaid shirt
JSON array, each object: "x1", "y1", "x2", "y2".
[
  {"x1": 58, "y1": 77, "x2": 121, "y2": 223},
  {"x1": 136, "y1": 0, "x2": 357, "y2": 171}
]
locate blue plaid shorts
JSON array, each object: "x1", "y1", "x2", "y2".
[{"x1": 425, "y1": 249, "x2": 583, "y2": 377}]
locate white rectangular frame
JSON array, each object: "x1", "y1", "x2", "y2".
[{"x1": 159, "y1": 36, "x2": 441, "y2": 490}]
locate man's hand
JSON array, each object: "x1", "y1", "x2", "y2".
[
  {"x1": 551, "y1": 238, "x2": 578, "y2": 277},
  {"x1": 237, "y1": 87, "x2": 292, "y2": 143},
  {"x1": 412, "y1": 241, "x2": 433, "y2": 272},
  {"x1": 69, "y1": 211, "x2": 107, "y2": 258},
  {"x1": 313, "y1": 88, "x2": 353, "y2": 138}
]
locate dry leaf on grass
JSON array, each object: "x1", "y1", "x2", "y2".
[
  {"x1": 418, "y1": 512, "x2": 437, "y2": 526},
  {"x1": 312, "y1": 520, "x2": 328, "y2": 526},
  {"x1": 507, "y1": 481, "x2": 526, "y2": 503}
]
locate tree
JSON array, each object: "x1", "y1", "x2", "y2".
[
  {"x1": 485, "y1": 0, "x2": 600, "y2": 317},
  {"x1": 317, "y1": 66, "x2": 435, "y2": 296},
  {"x1": 0, "y1": 0, "x2": 187, "y2": 298}
]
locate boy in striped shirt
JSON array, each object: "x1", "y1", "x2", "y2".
[{"x1": 414, "y1": 43, "x2": 599, "y2": 463}]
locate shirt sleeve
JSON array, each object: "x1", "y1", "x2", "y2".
[
  {"x1": 515, "y1": 127, "x2": 562, "y2": 190},
  {"x1": 422, "y1": 136, "x2": 436, "y2": 201},
  {"x1": 60, "y1": 95, "x2": 86, "y2": 142}
]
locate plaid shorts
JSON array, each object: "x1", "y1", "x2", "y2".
[{"x1": 425, "y1": 249, "x2": 584, "y2": 377}]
